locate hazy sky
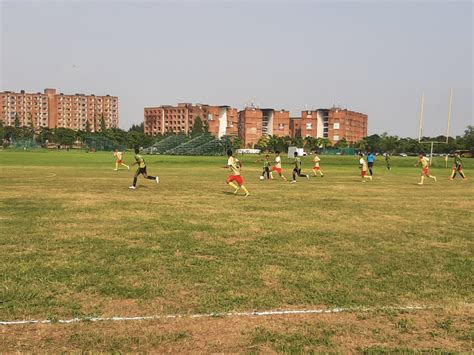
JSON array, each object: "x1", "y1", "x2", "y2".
[{"x1": 1, "y1": 0, "x2": 472, "y2": 136}]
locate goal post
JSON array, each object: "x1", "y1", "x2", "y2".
[{"x1": 417, "y1": 89, "x2": 453, "y2": 166}]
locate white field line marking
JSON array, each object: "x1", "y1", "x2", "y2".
[
  {"x1": 1, "y1": 172, "x2": 57, "y2": 180},
  {"x1": 0, "y1": 305, "x2": 428, "y2": 326}
]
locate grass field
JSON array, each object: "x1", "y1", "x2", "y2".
[{"x1": 0, "y1": 150, "x2": 473, "y2": 352}]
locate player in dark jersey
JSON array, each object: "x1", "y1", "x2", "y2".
[
  {"x1": 291, "y1": 152, "x2": 309, "y2": 183},
  {"x1": 449, "y1": 152, "x2": 467, "y2": 180},
  {"x1": 129, "y1": 148, "x2": 159, "y2": 189}
]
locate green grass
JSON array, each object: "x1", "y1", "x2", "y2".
[{"x1": 0, "y1": 150, "x2": 472, "y2": 351}]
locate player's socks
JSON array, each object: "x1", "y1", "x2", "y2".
[
  {"x1": 133, "y1": 177, "x2": 138, "y2": 186},
  {"x1": 241, "y1": 186, "x2": 249, "y2": 196},
  {"x1": 147, "y1": 175, "x2": 156, "y2": 180},
  {"x1": 431, "y1": 175, "x2": 437, "y2": 182},
  {"x1": 270, "y1": 172, "x2": 274, "y2": 179},
  {"x1": 306, "y1": 174, "x2": 310, "y2": 180}
]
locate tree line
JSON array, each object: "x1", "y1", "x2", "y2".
[
  {"x1": 1, "y1": 117, "x2": 472, "y2": 154},
  {"x1": 255, "y1": 126, "x2": 473, "y2": 154},
  {"x1": 0, "y1": 117, "x2": 214, "y2": 149}
]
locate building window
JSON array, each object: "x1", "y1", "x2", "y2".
[
  {"x1": 306, "y1": 123, "x2": 312, "y2": 130},
  {"x1": 333, "y1": 135, "x2": 339, "y2": 141},
  {"x1": 278, "y1": 123, "x2": 284, "y2": 130},
  {"x1": 334, "y1": 123, "x2": 340, "y2": 130}
]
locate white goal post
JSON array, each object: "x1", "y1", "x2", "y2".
[{"x1": 417, "y1": 89, "x2": 453, "y2": 166}]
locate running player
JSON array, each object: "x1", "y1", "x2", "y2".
[
  {"x1": 415, "y1": 153, "x2": 437, "y2": 185},
  {"x1": 261, "y1": 155, "x2": 271, "y2": 179},
  {"x1": 225, "y1": 149, "x2": 249, "y2": 197},
  {"x1": 129, "y1": 148, "x2": 159, "y2": 189},
  {"x1": 449, "y1": 152, "x2": 467, "y2": 180},
  {"x1": 113, "y1": 149, "x2": 130, "y2": 171},
  {"x1": 312, "y1": 154, "x2": 324, "y2": 177},
  {"x1": 291, "y1": 152, "x2": 309, "y2": 183},
  {"x1": 385, "y1": 153, "x2": 391, "y2": 171},
  {"x1": 270, "y1": 151, "x2": 287, "y2": 180},
  {"x1": 367, "y1": 151, "x2": 375, "y2": 177},
  {"x1": 359, "y1": 153, "x2": 372, "y2": 182}
]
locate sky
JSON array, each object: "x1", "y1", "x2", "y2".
[{"x1": 0, "y1": 0, "x2": 472, "y2": 137}]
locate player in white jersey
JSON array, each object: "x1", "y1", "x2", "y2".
[
  {"x1": 359, "y1": 153, "x2": 372, "y2": 182},
  {"x1": 113, "y1": 149, "x2": 129, "y2": 171},
  {"x1": 270, "y1": 151, "x2": 287, "y2": 180},
  {"x1": 312, "y1": 154, "x2": 324, "y2": 177}
]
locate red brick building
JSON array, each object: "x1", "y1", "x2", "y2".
[
  {"x1": 0, "y1": 88, "x2": 118, "y2": 131},
  {"x1": 144, "y1": 103, "x2": 368, "y2": 147},
  {"x1": 290, "y1": 108, "x2": 367, "y2": 144},
  {"x1": 238, "y1": 108, "x2": 290, "y2": 147},
  {"x1": 144, "y1": 103, "x2": 238, "y2": 138}
]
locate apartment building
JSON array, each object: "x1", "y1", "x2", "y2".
[
  {"x1": 299, "y1": 108, "x2": 367, "y2": 144},
  {"x1": 144, "y1": 103, "x2": 238, "y2": 138},
  {"x1": 144, "y1": 103, "x2": 368, "y2": 148},
  {"x1": 0, "y1": 88, "x2": 119, "y2": 131},
  {"x1": 0, "y1": 90, "x2": 49, "y2": 128},
  {"x1": 238, "y1": 107, "x2": 290, "y2": 147}
]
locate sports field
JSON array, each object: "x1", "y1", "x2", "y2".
[{"x1": 0, "y1": 150, "x2": 472, "y2": 352}]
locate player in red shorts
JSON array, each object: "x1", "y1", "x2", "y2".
[
  {"x1": 312, "y1": 154, "x2": 324, "y2": 177},
  {"x1": 224, "y1": 149, "x2": 249, "y2": 197},
  {"x1": 113, "y1": 149, "x2": 129, "y2": 171},
  {"x1": 415, "y1": 153, "x2": 437, "y2": 185},
  {"x1": 270, "y1": 151, "x2": 287, "y2": 180}
]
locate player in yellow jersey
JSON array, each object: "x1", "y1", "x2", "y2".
[
  {"x1": 113, "y1": 149, "x2": 129, "y2": 171},
  {"x1": 129, "y1": 148, "x2": 159, "y2": 189},
  {"x1": 224, "y1": 149, "x2": 249, "y2": 197},
  {"x1": 312, "y1": 154, "x2": 324, "y2": 177},
  {"x1": 415, "y1": 153, "x2": 437, "y2": 185},
  {"x1": 359, "y1": 153, "x2": 372, "y2": 182}
]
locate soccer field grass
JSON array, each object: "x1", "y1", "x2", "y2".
[{"x1": 1, "y1": 150, "x2": 473, "y2": 352}]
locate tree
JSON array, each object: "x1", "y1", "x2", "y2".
[
  {"x1": 191, "y1": 116, "x2": 204, "y2": 137},
  {"x1": 129, "y1": 123, "x2": 144, "y2": 133},
  {"x1": 303, "y1": 136, "x2": 318, "y2": 152},
  {"x1": 100, "y1": 114, "x2": 107, "y2": 133},
  {"x1": 334, "y1": 138, "x2": 349, "y2": 149},
  {"x1": 255, "y1": 136, "x2": 270, "y2": 151},
  {"x1": 53, "y1": 128, "x2": 76, "y2": 146},
  {"x1": 462, "y1": 125, "x2": 474, "y2": 150},
  {"x1": 14, "y1": 113, "x2": 21, "y2": 129},
  {"x1": 85, "y1": 120, "x2": 92, "y2": 134}
]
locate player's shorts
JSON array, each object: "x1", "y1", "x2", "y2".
[
  {"x1": 313, "y1": 166, "x2": 320, "y2": 170},
  {"x1": 368, "y1": 162, "x2": 374, "y2": 168},
  {"x1": 227, "y1": 174, "x2": 244, "y2": 186},
  {"x1": 271, "y1": 166, "x2": 283, "y2": 174},
  {"x1": 422, "y1": 167, "x2": 429, "y2": 176},
  {"x1": 453, "y1": 164, "x2": 462, "y2": 171},
  {"x1": 137, "y1": 167, "x2": 147, "y2": 175},
  {"x1": 117, "y1": 159, "x2": 123, "y2": 164},
  {"x1": 361, "y1": 170, "x2": 366, "y2": 177}
]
